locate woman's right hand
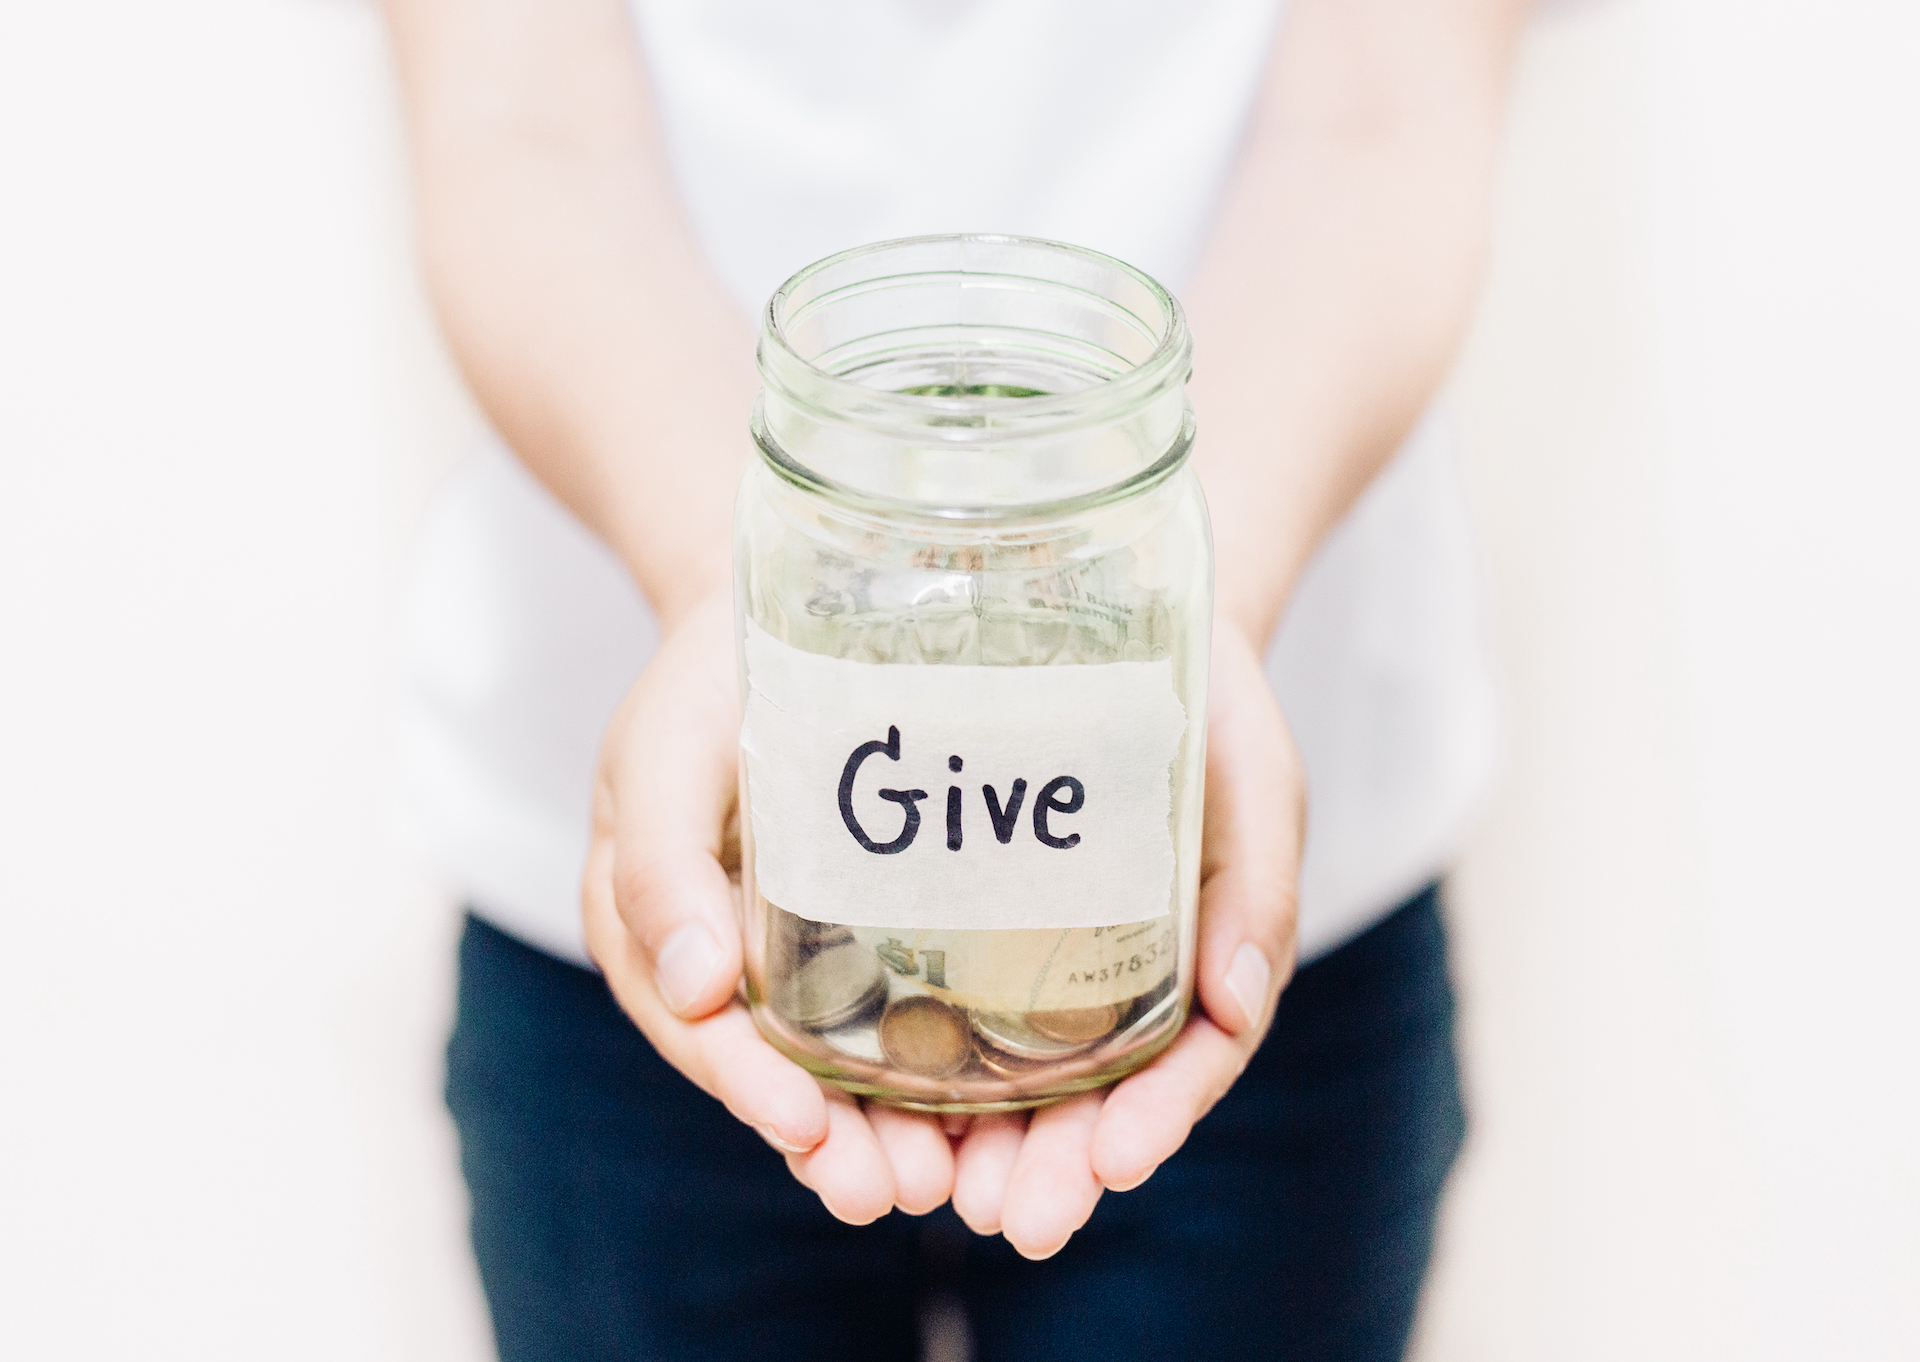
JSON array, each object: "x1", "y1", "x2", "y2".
[{"x1": 581, "y1": 589, "x2": 963, "y2": 1226}]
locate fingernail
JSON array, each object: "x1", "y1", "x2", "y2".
[
  {"x1": 655, "y1": 922, "x2": 723, "y2": 1015},
  {"x1": 754, "y1": 1122, "x2": 811, "y2": 1155},
  {"x1": 1021, "y1": 1234, "x2": 1072, "y2": 1262},
  {"x1": 1224, "y1": 942, "x2": 1272, "y2": 1031},
  {"x1": 820, "y1": 1193, "x2": 889, "y2": 1227},
  {"x1": 1105, "y1": 1164, "x2": 1158, "y2": 1193}
]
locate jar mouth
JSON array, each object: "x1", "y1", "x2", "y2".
[
  {"x1": 756, "y1": 235, "x2": 1193, "y2": 518},
  {"x1": 760, "y1": 234, "x2": 1190, "y2": 440},
  {"x1": 752, "y1": 403, "x2": 1196, "y2": 527}
]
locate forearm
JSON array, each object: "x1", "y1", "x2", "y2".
[
  {"x1": 381, "y1": 0, "x2": 752, "y2": 628},
  {"x1": 1188, "y1": 0, "x2": 1528, "y2": 645}
]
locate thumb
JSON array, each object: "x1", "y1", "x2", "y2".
[
  {"x1": 1193, "y1": 626, "x2": 1302, "y2": 1041},
  {"x1": 595, "y1": 599, "x2": 745, "y2": 1020}
]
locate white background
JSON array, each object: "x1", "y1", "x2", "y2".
[{"x1": 0, "y1": 2, "x2": 1914, "y2": 1358}]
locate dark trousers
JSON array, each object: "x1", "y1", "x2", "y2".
[{"x1": 447, "y1": 885, "x2": 1464, "y2": 1362}]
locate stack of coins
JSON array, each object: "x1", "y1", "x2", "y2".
[
  {"x1": 764, "y1": 903, "x2": 1182, "y2": 1087},
  {"x1": 772, "y1": 935, "x2": 888, "y2": 1033},
  {"x1": 970, "y1": 1004, "x2": 1121, "y2": 1077}
]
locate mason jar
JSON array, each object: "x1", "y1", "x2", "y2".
[{"x1": 734, "y1": 235, "x2": 1211, "y2": 1111}]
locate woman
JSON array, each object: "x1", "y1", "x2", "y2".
[{"x1": 382, "y1": 1, "x2": 1522, "y2": 1357}]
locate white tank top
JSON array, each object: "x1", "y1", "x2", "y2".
[{"x1": 397, "y1": 0, "x2": 1499, "y2": 965}]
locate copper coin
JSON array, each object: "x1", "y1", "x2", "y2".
[
  {"x1": 973, "y1": 1042, "x2": 1054, "y2": 1081},
  {"x1": 878, "y1": 996, "x2": 972, "y2": 1077},
  {"x1": 773, "y1": 938, "x2": 888, "y2": 1032},
  {"x1": 1026, "y1": 1003, "x2": 1122, "y2": 1046},
  {"x1": 970, "y1": 1010, "x2": 1100, "y2": 1063}
]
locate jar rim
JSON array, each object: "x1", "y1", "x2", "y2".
[
  {"x1": 751, "y1": 402, "x2": 1197, "y2": 527},
  {"x1": 757, "y1": 233, "x2": 1193, "y2": 447}
]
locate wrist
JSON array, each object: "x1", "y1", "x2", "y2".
[
  {"x1": 1211, "y1": 574, "x2": 1284, "y2": 658},
  {"x1": 606, "y1": 507, "x2": 732, "y2": 636},
  {"x1": 647, "y1": 568, "x2": 733, "y2": 638}
]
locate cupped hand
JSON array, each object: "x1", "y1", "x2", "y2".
[
  {"x1": 583, "y1": 593, "x2": 1304, "y2": 1255},
  {"x1": 945, "y1": 619, "x2": 1303, "y2": 1257},
  {"x1": 582, "y1": 591, "x2": 960, "y2": 1225}
]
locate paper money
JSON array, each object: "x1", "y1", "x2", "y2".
[{"x1": 848, "y1": 917, "x2": 1175, "y2": 1013}]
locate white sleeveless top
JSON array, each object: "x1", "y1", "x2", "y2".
[{"x1": 397, "y1": 0, "x2": 1499, "y2": 966}]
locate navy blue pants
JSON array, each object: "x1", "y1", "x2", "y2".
[{"x1": 447, "y1": 886, "x2": 1463, "y2": 1362}]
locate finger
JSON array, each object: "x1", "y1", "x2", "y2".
[
  {"x1": 867, "y1": 1104, "x2": 957, "y2": 1216},
  {"x1": 783, "y1": 1089, "x2": 897, "y2": 1226},
  {"x1": 585, "y1": 843, "x2": 829, "y2": 1154},
  {"x1": 950, "y1": 1112, "x2": 1027, "y2": 1235},
  {"x1": 1089, "y1": 1017, "x2": 1248, "y2": 1191},
  {"x1": 601, "y1": 600, "x2": 745, "y2": 1020},
  {"x1": 998, "y1": 1093, "x2": 1106, "y2": 1259},
  {"x1": 1195, "y1": 627, "x2": 1303, "y2": 1038}
]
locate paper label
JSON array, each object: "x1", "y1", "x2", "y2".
[{"x1": 741, "y1": 620, "x2": 1188, "y2": 931}]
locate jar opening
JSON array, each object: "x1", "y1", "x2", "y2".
[{"x1": 756, "y1": 235, "x2": 1192, "y2": 518}]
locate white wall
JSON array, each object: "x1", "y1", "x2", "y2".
[
  {"x1": 1417, "y1": 3, "x2": 1920, "y2": 1358},
  {"x1": 1, "y1": 2, "x2": 1912, "y2": 1358},
  {"x1": 0, "y1": 4, "x2": 490, "y2": 1358}
]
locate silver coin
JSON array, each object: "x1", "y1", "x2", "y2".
[
  {"x1": 769, "y1": 905, "x2": 852, "y2": 964},
  {"x1": 773, "y1": 938, "x2": 888, "y2": 1032},
  {"x1": 970, "y1": 1009, "x2": 1103, "y2": 1063}
]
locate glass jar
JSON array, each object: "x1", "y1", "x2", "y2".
[{"x1": 734, "y1": 235, "x2": 1210, "y2": 1111}]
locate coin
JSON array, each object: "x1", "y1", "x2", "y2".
[
  {"x1": 972, "y1": 1042, "x2": 1053, "y2": 1081},
  {"x1": 878, "y1": 996, "x2": 972, "y2": 1077},
  {"x1": 770, "y1": 905, "x2": 852, "y2": 966},
  {"x1": 815, "y1": 1019, "x2": 885, "y2": 1065},
  {"x1": 970, "y1": 1010, "x2": 1102, "y2": 1063},
  {"x1": 1026, "y1": 1003, "x2": 1122, "y2": 1046},
  {"x1": 773, "y1": 938, "x2": 888, "y2": 1032}
]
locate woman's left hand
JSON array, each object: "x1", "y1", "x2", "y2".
[{"x1": 945, "y1": 620, "x2": 1304, "y2": 1258}]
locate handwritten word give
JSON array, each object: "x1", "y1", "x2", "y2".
[{"x1": 837, "y1": 725, "x2": 1085, "y2": 856}]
